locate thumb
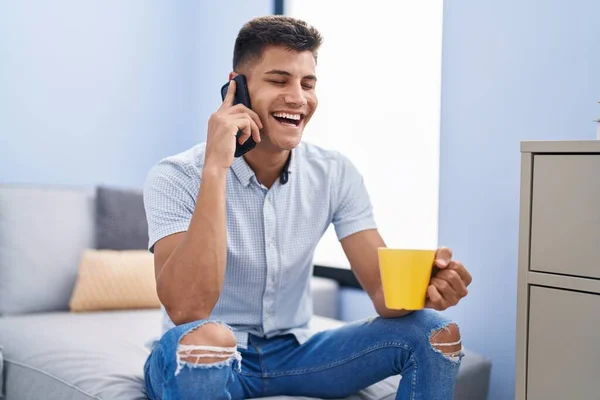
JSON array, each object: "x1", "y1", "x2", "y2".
[{"x1": 434, "y1": 246, "x2": 452, "y2": 268}]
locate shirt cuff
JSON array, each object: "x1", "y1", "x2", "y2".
[
  {"x1": 148, "y1": 222, "x2": 190, "y2": 253},
  {"x1": 334, "y1": 218, "x2": 378, "y2": 241}
]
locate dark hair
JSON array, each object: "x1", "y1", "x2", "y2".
[{"x1": 233, "y1": 15, "x2": 323, "y2": 71}]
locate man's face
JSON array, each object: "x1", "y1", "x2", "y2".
[{"x1": 240, "y1": 45, "x2": 318, "y2": 151}]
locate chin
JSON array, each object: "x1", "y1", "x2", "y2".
[
  {"x1": 263, "y1": 129, "x2": 303, "y2": 151},
  {"x1": 275, "y1": 135, "x2": 303, "y2": 151}
]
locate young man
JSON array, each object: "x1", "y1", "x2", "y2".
[{"x1": 143, "y1": 15, "x2": 472, "y2": 400}]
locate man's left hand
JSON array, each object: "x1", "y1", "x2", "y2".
[{"x1": 425, "y1": 247, "x2": 472, "y2": 311}]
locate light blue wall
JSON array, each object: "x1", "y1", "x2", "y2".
[
  {"x1": 0, "y1": 1, "x2": 271, "y2": 187},
  {"x1": 193, "y1": 1, "x2": 273, "y2": 143},
  {"x1": 439, "y1": 1, "x2": 600, "y2": 399}
]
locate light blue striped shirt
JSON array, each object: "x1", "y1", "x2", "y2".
[{"x1": 143, "y1": 141, "x2": 376, "y2": 349}]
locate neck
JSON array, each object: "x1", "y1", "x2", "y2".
[{"x1": 243, "y1": 145, "x2": 291, "y2": 189}]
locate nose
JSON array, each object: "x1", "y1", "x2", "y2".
[{"x1": 283, "y1": 82, "x2": 307, "y2": 107}]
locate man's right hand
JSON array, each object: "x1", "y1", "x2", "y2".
[{"x1": 205, "y1": 79, "x2": 263, "y2": 170}]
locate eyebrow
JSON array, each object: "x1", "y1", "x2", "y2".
[{"x1": 265, "y1": 69, "x2": 317, "y2": 81}]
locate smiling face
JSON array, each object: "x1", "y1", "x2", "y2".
[{"x1": 238, "y1": 45, "x2": 318, "y2": 151}]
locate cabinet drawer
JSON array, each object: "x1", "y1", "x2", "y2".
[
  {"x1": 527, "y1": 286, "x2": 600, "y2": 399},
  {"x1": 530, "y1": 155, "x2": 600, "y2": 279}
]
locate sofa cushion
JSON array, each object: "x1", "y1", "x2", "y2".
[
  {"x1": 1, "y1": 311, "x2": 157, "y2": 400},
  {"x1": 0, "y1": 185, "x2": 95, "y2": 315},
  {"x1": 0, "y1": 344, "x2": 4, "y2": 396},
  {"x1": 0, "y1": 310, "x2": 404, "y2": 400},
  {"x1": 0, "y1": 309, "x2": 491, "y2": 400},
  {"x1": 95, "y1": 186, "x2": 148, "y2": 251},
  {"x1": 69, "y1": 249, "x2": 160, "y2": 312}
]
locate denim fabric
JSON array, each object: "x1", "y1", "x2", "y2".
[{"x1": 144, "y1": 310, "x2": 463, "y2": 400}]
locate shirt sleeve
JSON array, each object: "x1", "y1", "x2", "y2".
[
  {"x1": 143, "y1": 159, "x2": 198, "y2": 253},
  {"x1": 331, "y1": 154, "x2": 377, "y2": 240}
]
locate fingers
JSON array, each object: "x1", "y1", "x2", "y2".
[
  {"x1": 449, "y1": 260, "x2": 473, "y2": 287},
  {"x1": 221, "y1": 79, "x2": 236, "y2": 108},
  {"x1": 435, "y1": 268, "x2": 468, "y2": 298},
  {"x1": 243, "y1": 115, "x2": 260, "y2": 144},
  {"x1": 232, "y1": 114, "x2": 261, "y2": 145},
  {"x1": 232, "y1": 115, "x2": 252, "y2": 145},
  {"x1": 427, "y1": 267, "x2": 468, "y2": 311},
  {"x1": 427, "y1": 248, "x2": 472, "y2": 311},
  {"x1": 231, "y1": 109, "x2": 261, "y2": 144},
  {"x1": 426, "y1": 285, "x2": 451, "y2": 311},
  {"x1": 220, "y1": 84, "x2": 264, "y2": 138},
  {"x1": 231, "y1": 104, "x2": 263, "y2": 130},
  {"x1": 431, "y1": 277, "x2": 460, "y2": 306},
  {"x1": 434, "y1": 246, "x2": 453, "y2": 268},
  {"x1": 250, "y1": 117, "x2": 261, "y2": 144}
]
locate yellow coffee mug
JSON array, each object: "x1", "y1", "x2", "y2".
[{"x1": 378, "y1": 248, "x2": 435, "y2": 310}]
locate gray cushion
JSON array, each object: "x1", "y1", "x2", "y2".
[
  {"x1": 0, "y1": 344, "x2": 4, "y2": 397},
  {"x1": 453, "y1": 348, "x2": 492, "y2": 400},
  {"x1": 0, "y1": 310, "x2": 490, "y2": 400},
  {"x1": 1, "y1": 311, "x2": 156, "y2": 400},
  {"x1": 0, "y1": 311, "x2": 400, "y2": 400},
  {"x1": 95, "y1": 186, "x2": 148, "y2": 250},
  {"x1": 0, "y1": 186, "x2": 95, "y2": 315}
]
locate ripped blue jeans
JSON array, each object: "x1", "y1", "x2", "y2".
[{"x1": 143, "y1": 310, "x2": 463, "y2": 400}]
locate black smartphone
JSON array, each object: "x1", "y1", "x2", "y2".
[{"x1": 220, "y1": 74, "x2": 257, "y2": 157}]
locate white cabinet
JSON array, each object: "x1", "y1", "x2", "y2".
[{"x1": 516, "y1": 141, "x2": 600, "y2": 400}]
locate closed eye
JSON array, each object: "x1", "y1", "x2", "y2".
[{"x1": 269, "y1": 80, "x2": 286, "y2": 85}]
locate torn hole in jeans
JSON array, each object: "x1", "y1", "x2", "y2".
[
  {"x1": 430, "y1": 340, "x2": 463, "y2": 361},
  {"x1": 429, "y1": 324, "x2": 464, "y2": 362},
  {"x1": 175, "y1": 344, "x2": 242, "y2": 376}
]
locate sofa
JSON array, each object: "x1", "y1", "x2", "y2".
[{"x1": 0, "y1": 184, "x2": 492, "y2": 400}]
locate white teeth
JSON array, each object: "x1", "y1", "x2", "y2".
[{"x1": 272, "y1": 112, "x2": 301, "y2": 121}]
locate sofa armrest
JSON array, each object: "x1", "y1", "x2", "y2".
[{"x1": 310, "y1": 276, "x2": 339, "y2": 319}]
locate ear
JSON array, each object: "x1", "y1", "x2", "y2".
[{"x1": 228, "y1": 71, "x2": 238, "y2": 80}]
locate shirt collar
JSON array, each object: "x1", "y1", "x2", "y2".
[
  {"x1": 231, "y1": 155, "x2": 255, "y2": 187},
  {"x1": 230, "y1": 148, "x2": 296, "y2": 187}
]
